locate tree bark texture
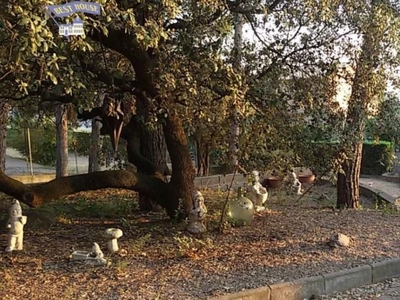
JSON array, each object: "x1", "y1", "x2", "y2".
[
  {"x1": 0, "y1": 102, "x2": 10, "y2": 171},
  {"x1": 137, "y1": 97, "x2": 168, "y2": 211},
  {"x1": 336, "y1": 142, "x2": 363, "y2": 209},
  {"x1": 88, "y1": 118, "x2": 103, "y2": 173},
  {"x1": 55, "y1": 104, "x2": 69, "y2": 178},
  {"x1": 163, "y1": 105, "x2": 196, "y2": 218},
  {"x1": 229, "y1": 13, "x2": 244, "y2": 170}
]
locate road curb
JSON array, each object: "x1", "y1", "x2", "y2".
[
  {"x1": 360, "y1": 183, "x2": 396, "y2": 204},
  {"x1": 211, "y1": 258, "x2": 400, "y2": 300}
]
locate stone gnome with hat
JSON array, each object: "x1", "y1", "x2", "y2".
[{"x1": 5, "y1": 199, "x2": 27, "y2": 252}]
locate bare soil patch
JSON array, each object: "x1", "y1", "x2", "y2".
[{"x1": 1, "y1": 182, "x2": 400, "y2": 300}]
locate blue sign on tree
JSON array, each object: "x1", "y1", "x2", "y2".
[{"x1": 46, "y1": 1, "x2": 102, "y2": 38}]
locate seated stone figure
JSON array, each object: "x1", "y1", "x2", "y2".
[
  {"x1": 285, "y1": 170, "x2": 302, "y2": 195},
  {"x1": 187, "y1": 190, "x2": 207, "y2": 234},
  {"x1": 249, "y1": 170, "x2": 268, "y2": 211}
]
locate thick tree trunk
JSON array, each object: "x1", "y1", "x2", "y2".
[
  {"x1": 55, "y1": 104, "x2": 69, "y2": 177},
  {"x1": 137, "y1": 99, "x2": 167, "y2": 211},
  {"x1": 0, "y1": 103, "x2": 10, "y2": 171},
  {"x1": 336, "y1": 142, "x2": 363, "y2": 208},
  {"x1": 163, "y1": 106, "x2": 195, "y2": 219},
  {"x1": 88, "y1": 118, "x2": 103, "y2": 173}
]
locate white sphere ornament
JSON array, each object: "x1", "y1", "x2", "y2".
[{"x1": 227, "y1": 187, "x2": 255, "y2": 226}]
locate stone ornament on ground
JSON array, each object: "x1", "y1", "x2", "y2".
[
  {"x1": 187, "y1": 190, "x2": 208, "y2": 234},
  {"x1": 71, "y1": 242, "x2": 107, "y2": 266},
  {"x1": 287, "y1": 170, "x2": 302, "y2": 195},
  {"x1": 329, "y1": 233, "x2": 351, "y2": 248},
  {"x1": 248, "y1": 170, "x2": 268, "y2": 212},
  {"x1": 227, "y1": 187, "x2": 255, "y2": 226},
  {"x1": 104, "y1": 228, "x2": 123, "y2": 252},
  {"x1": 5, "y1": 199, "x2": 27, "y2": 252}
]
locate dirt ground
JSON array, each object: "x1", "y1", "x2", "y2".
[{"x1": 1, "y1": 182, "x2": 400, "y2": 300}]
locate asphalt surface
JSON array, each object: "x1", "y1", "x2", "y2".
[{"x1": 5, "y1": 148, "x2": 89, "y2": 175}]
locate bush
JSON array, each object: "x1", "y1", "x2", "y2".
[
  {"x1": 7, "y1": 128, "x2": 57, "y2": 166},
  {"x1": 361, "y1": 141, "x2": 394, "y2": 175},
  {"x1": 298, "y1": 140, "x2": 394, "y2": 176}
]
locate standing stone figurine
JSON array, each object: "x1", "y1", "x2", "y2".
[
  {"x1": 187, "y1": 190, "x2": 207, "y2": 234},
  {"x1": 5, "y1": 199, "x2": 27, "y2": 252}
]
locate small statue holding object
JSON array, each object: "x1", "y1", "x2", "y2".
[{"x1": 5, "y1": 199, "x2": 27, "y2": 252}]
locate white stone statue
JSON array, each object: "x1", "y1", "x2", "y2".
[
  {"x1": 187, "y1": 190, "x2": 207, "y2": 234},
  {"x1": 249, "y1": 170, "x2": 268, "y2": 211},
  {"x1": 104, "y1": 228, "x2": 123, "y2": 253},
  {"x1": 90, "y1": 242, "x2": 105, "y2": 259},
  {"x1": 5, "y1": 199, "x2": 27, "y2": 252},
  {"x1": 287, "y1": 170, "x2": 302, "y2": 195},
  {"x1": 71, "y1": 242, "x2": 107, "y2": 266}
]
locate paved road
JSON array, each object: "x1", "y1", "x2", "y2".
[{"x1": 5, "y1": 148, "x2": 89, "y2": 175}]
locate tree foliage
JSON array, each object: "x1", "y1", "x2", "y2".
[{"x1": 0, "y1": 0, "x2": 400, "y2": 228}]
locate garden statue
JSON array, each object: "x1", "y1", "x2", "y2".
[
  {"x1": 104, "y1": 228, "x2": 123, "y2": 252},
  {"x1": 287, "y1": 170, "x2": 302, "y2": 195},
  {"x1": 249, "y1": 170, "x2": 268, "y2": 211},
  {"x1": 187, "y1": 190, "x2": 207, "y2": 234},
  {"x1": 5, "y1": 199, "x2": 27, "y2": 252},
  {"x1": 90, "y1": 242, "x2": 105, "y2": 259},
  {"x1": 227, "y1": 187, "x2": 254, "y2": 226},
  {"x1": 71, "y1": 242, "x2": 107, "y2": 265}
]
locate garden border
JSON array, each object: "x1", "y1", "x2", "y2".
[
  {"x1": 211, "y1": 181, "x2": 399, "y2": 300},
  {"x1": 212, "y1": 258, "x2": 400, "y2": 300}
]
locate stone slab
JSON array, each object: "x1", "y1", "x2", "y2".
[
  {"x1": 371, "y1": 258, "x2": 400, "y2": 283},
  {"x1": 323, "y1": 265, "x2": 372, "y2": 294},
  {"x1": 360, "y1": 184, "x2": 395, "y2": 204},
  {"x1": 270, "y1": 276, "x2": 325, "y2": 300}
]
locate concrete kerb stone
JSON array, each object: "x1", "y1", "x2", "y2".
[
  {"x1": 269, "y1": 276, "x2": 325, "y2": 300},
  {"x1": 211, "y1": 286, "x2": 271, "y2": 300},
  {"x1": 360, "y1": 183, "x2": 395, "y2": 204},
  {"x1": 370, "y1": 258, "x2": 400, "y2": 283},
  {"x1": 214, "y1": 259, "x2": 400, "y2": 300},
  {"x1": 323, "y1": 264, "x2": 372, "y2": 295}
]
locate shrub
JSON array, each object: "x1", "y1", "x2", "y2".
[
  {"x1": 7, "y1": 128, "x2": 57, "y2": 166},
  {"x1": 298, "y1": 140, "x2": 394, "y2": 176},
  {"x1": 361, "y1": 141, "x2": 394, "y2": 175}
]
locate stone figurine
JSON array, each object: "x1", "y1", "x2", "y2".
[
  {"x1": 5, "y1": 199, "x2": 27, "y2": 252},
  {"x1": 287, "y1": 170, "x2": 302, "y2": 195},
  {"x1": 249, "y1": 170, "x2": 268, "y2": 211},
  {"x1": 71, "y1": 242, "x2": 107, "y2": 266},
  {"x1": 187, "y1": 190, "x2": 207, "y2": 234}
]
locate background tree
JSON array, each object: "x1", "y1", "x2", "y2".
[{"x1": 337, "y1": 0, "x2": 400, "y2": 208}]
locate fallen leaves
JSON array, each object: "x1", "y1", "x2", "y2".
[{"x1": 0, "y1": 185, "x2": 399, "y2": 299}]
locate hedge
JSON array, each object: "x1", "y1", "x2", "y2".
[
  {"x1": 361, "y1": 141, "x2": 394, "y2": 175},
  {"x1": 302, "y1": 140, "x2": 394, "y2": 176}
]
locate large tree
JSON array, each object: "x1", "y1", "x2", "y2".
[
  {"x1": 1, "y1": 0, "x2": 399, "y2": 232},
  {"x1": 337, "y1": 0, "x2": 400, "y2": 208}
]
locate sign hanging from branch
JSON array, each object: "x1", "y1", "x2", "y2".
[{"x1": 46, "y1": 1, "x2": 102, "y2": 38}]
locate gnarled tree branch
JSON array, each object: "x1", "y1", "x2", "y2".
[{"x1": 0, "y1": 169, "x2": 170, "y2": 210}]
